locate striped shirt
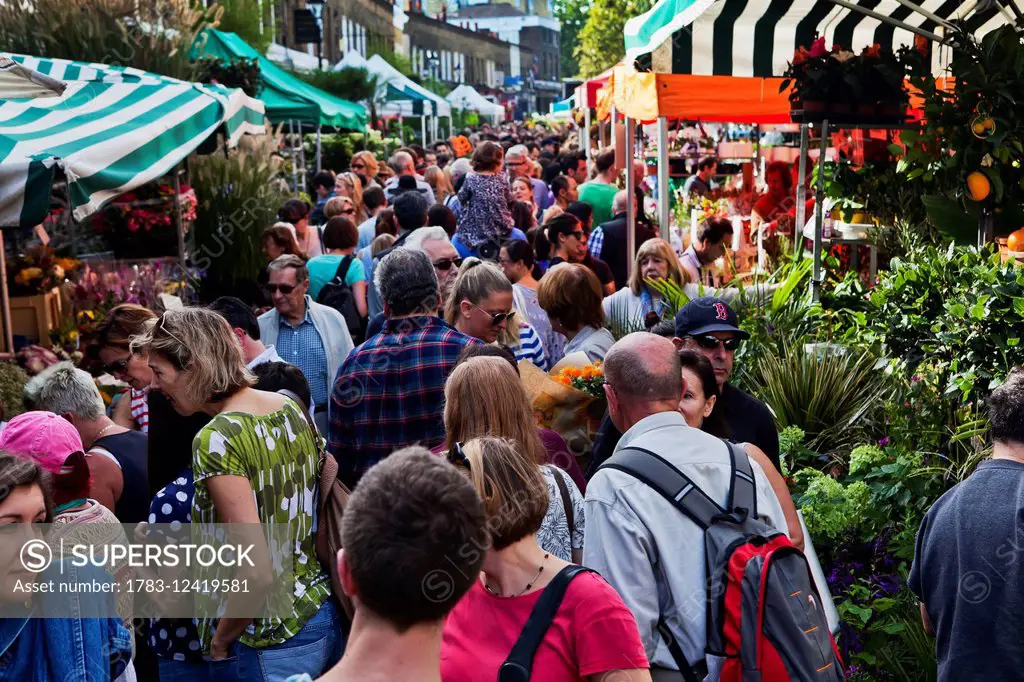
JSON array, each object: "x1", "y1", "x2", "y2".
[
  {"x1": 129, "y1": 388, "x2": 149, "y2": 433},
  {"x1": 509, "y1": 321, "x2": 548, "y2": 370},
  {"x1": 275, "y1": 307, "x2": 330, "y2": 410}
]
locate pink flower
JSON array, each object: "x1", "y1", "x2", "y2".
[{"x1": 809, "y1": 37, "x2": 827, "y2": 58}]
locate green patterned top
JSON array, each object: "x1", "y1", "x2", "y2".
[{"x1": 192, "y1": 400, "x2": 330, "y2": 649}]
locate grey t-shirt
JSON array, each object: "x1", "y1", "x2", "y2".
[{"x1": 909, "y1": 459, "x2": 1024, "y2": 681}]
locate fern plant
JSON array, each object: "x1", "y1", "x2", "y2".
[{"x1": 604, "y1": 297, "x2": 645, "y2": 340}]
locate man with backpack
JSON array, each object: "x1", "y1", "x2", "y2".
[{"x1": 584, "y1": 333, "x2": 841, "y2": 681}]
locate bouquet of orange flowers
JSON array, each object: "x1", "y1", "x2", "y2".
[{"x1": 554, "y1": 362, "x2": 604, "y2": 398}]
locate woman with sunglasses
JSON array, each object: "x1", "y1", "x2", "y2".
[
  {"x1": 133, "y1": 308, "x2": 341, "y2": 681},
  {"x1": 0, "y1": 453, "x2": 134, "y2": 681},
  {"x1": 444, "y1": 258, "x2": 548, "y2": 370},
  {"x1": 334, "y1": 172, "x2": 366, "y2": 224},
  {"x1": 348, "y1": 151, "x2": 379, "y2": 186},
  {"x1": 440, "y1": 436, "x2": 650, "y2": 682},
  {"x1": 537, "y1": 263, "x2": 615, "y2": 363},
  {"x1": 96, "y1": 304, "x2": 158, "y2": 433},
  {"x1": 676, "y1": 351, "x2": 804, "y2": 551},
  {"x1": 602, "y1": 238, "x2": 689, "y2": 330}
]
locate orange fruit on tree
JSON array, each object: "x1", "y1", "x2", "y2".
[
  {"x1": 966, "y1": 171, "x2": 991, "y2": 201},
  {"x1": 983, "y1": 117, "x2": 996, "y2": 132},
  {"x1": 972, "y1": 121, "x2": 987, "y2": 136},
  {"x1": 1008, "y1": 227, "x2": 1024, "y2": 252}
]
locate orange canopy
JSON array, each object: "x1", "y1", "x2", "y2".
[{"x1": 612, "y1": 65, "x2": 793, "y2": 123}]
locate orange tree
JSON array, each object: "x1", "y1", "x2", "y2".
[{"x1": 897, "y1": 24, "x2": 1024, "y2": 243}]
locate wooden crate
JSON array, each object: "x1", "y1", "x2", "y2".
[{"x1": 9, "y1": 288, "x2": 61, "y2": 344}]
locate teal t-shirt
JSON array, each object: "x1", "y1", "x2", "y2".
[
  {"x1": 577, "y1": 181, "x2": 619, "y2": 228},
  {"x1": 307, "y1": 254, "x2": 366, "y2": 299}
]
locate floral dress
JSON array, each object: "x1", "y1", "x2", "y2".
[
  {"x1": 535, "y1": 466, "x2": 585, "y2": 562},
  {"x1": 455, "y1": 171, "x2": 514, "y2": 250}
]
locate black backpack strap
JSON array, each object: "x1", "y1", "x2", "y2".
[
  {"x1": 549, "y1": 466, "x2": 575, "y2": 541},
  {"x1": 498, "y1": 565, "x2": 594, "y2": 682},
  {"x1": 725, "y1": 440, "x2": 757, "y2": 520},
  {"x1": 333, "y1": 255, "x2": 354, "y2": 284},
  {"x1": 656, "y1": 620, "x2": 701, "y2": 682},
  {"x1": 600, "y1": 446, "x2": 725, "y2": 530}
]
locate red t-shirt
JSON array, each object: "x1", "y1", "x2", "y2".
[{"x1": 440, "y1": 571, "x2": 649, "y2": 681}]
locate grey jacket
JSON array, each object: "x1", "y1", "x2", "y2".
[
  {"x1": 583, "y1": 411, "x2": 788, "y2": 677},
  {"x1": 258, "y1": 297, "x2": 354, "y2": 407}
]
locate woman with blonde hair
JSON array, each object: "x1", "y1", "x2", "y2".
[
  {"x1": 132, "y1": 307, "x2": 341, "y2": 678},
  {"x1": 423, "y1": 164, "x2": 454, "y2": 205},
  {"x1": 334, "y1": 171, "x2": 366, "y2": 223},
  {"x1": 349, "y1": 150, "x2": 379, "y2": 186},
  {"x1": 323, "y1": 195, "x2": 358, "y2": 222},
  {"x1": 602, "y1": 237, "x2": 688, "y2": 329},
  {"x1": 444, "y1": 257, "x2": 547, "y2": 369},
  {"x1": 443, "y1": 355, "x2": 586, "y2": 560},
  {"x1": 440, "y1": 436, "x2": 650, "y2": 682}
]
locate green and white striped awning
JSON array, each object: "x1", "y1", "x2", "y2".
[
  {"x1": 624, "y1": 0, "x2": 1018, "y2": 77},
  {"x1": 0, "y1": 55, "x2": 265, "y2": 227}
]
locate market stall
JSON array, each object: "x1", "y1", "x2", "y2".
[
  {"x1": 447, "y1": 84, "x2": 504, "y2": 124},
  {"x1": 0, "y1": 53, "x2": 266, "y2": 352}
]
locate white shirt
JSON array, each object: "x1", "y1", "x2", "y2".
[
  {"x1": 583, "y1": 411, "x2": 788, "y2": 673},
  {"x1": 247, "y1": 344, "x2": 283, "y2": 369}
]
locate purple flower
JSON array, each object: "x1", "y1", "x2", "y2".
[
  {"x1": 878, "y1": 436, "x2": 890, "y2": 447},
  {"x1": 911, "y1": 375, "x2": 922, "y2": 382}
]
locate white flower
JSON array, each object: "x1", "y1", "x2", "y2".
[{"x1": 981, "y1": 153, "x2": 994, "y2": 167}]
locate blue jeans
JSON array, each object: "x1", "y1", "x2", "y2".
[
  {"x1": 159, "y1": 658, "x2": 213, "y2": 682},
  {"x1": 208, "y1": 599, "x2": 344, "y2": 682}
]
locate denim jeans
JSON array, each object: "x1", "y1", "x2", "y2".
[
  {"x1": 159, "y1": 658, "x2": 213, "y2": 682},
  {"x1": 207, "y1": 599, "x2": 344, "y2": 682}
]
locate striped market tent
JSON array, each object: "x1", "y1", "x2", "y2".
[
  {"x1": 0, "y1": 55, "x2": 265, "y2": 227},
  {"x1": 624, "y1": 0, "x2": 1018, "y2": 78}
]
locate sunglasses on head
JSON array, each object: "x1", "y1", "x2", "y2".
[
  {"x1": 265, "y1": 283, "x2": 297, "y2": 295},
  {"x1": 471, "y1": 303, "x2": 514, "y2": 326},
  {"x1": 447, "y1": 442, "x2": 471, "y2": 470},
  {"x1": 692, "y1": 334, "x2": 741, "y2": 351},
  {"x1": 432, "y1": 257, "x2": 463, "y2": 271}
]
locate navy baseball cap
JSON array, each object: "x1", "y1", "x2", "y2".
[{"x1": 674, "y1": 296, "x2": 750, "y2": 339}]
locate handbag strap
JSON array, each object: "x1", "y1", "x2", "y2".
[
  {"x1": 549, "y1": 466, "x2": 575, "y2": 542},
  {"x1": 498, "y1": 565, "x2": 594, "y2": 682}
]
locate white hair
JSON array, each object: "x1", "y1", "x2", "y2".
[
  {"x1": 506, "y1": 144, "x2": 529, "y2": 160},
  {"x1": 404, "y1": 226, "x2": 451, "y2": 253},
  {"x1": 35, "y1": 362, "x2": 106, "y2": 420},
  {"x1": 449, "y1": 157, "x2": 472, "y2": 181},
  {"x1": 612, "y1": 190, "x2": 629, "y2": 215}
]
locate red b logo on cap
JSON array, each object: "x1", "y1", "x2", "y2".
[{"x1": 713, "y1": 302, "x2": 728, "y2": 321}]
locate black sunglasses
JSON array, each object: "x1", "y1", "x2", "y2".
[
  {"x1": 265, "y1": 283, "x2": 297, "y2": 295},
  {"x1": 692, "y1": 334, "x2": 741, "y2": 351},
  {"x1": 569, "y1": 230, "x2": 586, "y2": 241},
  {"x1": 433, "y1": 257, "x2": 464, "y2": 271},
  {"x1": 471, "y1": 303, "x2": 514, "y2": 326},
  {"x1": 105, "y1": 357, "x2": 129, "y2": 374},
  {"x1": 447, "y1": 442, "x2": 471, "y2": 469}
]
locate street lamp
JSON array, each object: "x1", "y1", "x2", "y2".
[{"x1": 306, "y1": 0, "x2": 326, "y2": 70}]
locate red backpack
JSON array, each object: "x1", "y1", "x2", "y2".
[{"x1": 601, "y1": 442, "x2": 845, "y2": 682}]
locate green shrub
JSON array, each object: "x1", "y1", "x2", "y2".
[{"x1": 0, "y1": 362, "x2": 28, "y2": 421}]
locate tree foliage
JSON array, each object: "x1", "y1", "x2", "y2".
[
  {"x1": 295, "y1": 67, "x2": 385, "y2": 129},
  {"x1": 551, "y1": 0, "x2": 589, "y2": 78},
  {"x1": 216, "y1": 0, "x2": 274, "y2": 55},
  {"x1": 0, "y1": 0, "x2": 218, "y2": 80},
  {"x1": 575, "y1": 0, "x2": 652, "y2": 77}
]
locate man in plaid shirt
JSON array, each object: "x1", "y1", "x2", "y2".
[{"x1": 328, "y1": 248, "x2": 478, "y2": 488}]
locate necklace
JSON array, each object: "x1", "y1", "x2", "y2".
[
  {"x1": 94, "y1": 423, "x2": 117, "y2": 441},
  {"x1": 484, "y1": 553, "x2": 549, "y2": 598}
]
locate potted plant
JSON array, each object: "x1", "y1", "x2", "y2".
[{"x1": 781, "y1": 39, "x2": 835, "y2": 121}]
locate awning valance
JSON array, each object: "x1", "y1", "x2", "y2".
[{"x1": 624, "y1": 0, "x2": 1017, "y2": 78}]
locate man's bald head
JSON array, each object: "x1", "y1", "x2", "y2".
[{"x1": 604, "y1": 332, "x2": 682, "y2": 403}]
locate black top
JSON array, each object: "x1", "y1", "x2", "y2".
[
  {"x1": 92, "y1": 430, "x2": 149, "y2": 524},
  {"x1": 146, "y1": 390, "x2": 213, "y2": 500},
  {"x1": 909, "y1": 459, "x2": 1024, "y2": 682},
  {"x1": 717, "y1": 383, "x2": 780, "y2": 471},
  {"x1": 592, "y1": 213, "x2": 658, "y2": 290}
]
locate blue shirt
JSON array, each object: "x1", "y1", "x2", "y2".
[
  {"x1": 275, "y1": 306, "x2": 331, "y2": 409},
  {"x1": 306, "y1": 254, "x2": 366, "y2": 300},
  {"x1": 356, "y1": 216, "x2": 377, "y2": 250}
]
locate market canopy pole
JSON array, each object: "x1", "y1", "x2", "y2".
[
  {"x1": 657, "y1": 117, "x2": 670, "y2": 241},
  {"x1": 316, "y1": 125, "x2": 322, "y2": 173},
  {"x1": 583, "y1": 107, "x2": 592, "y2": 161},
  {"x1": 826, "y1": 0, "x2": 950, "y2": 44},
  {"x1": 625, "y1": 116, "x2": 636, "y2": 282},
  {"x1": 0, "y1": 230, "x2": 12, "y2": 354},
  {"x1": 811, "y1": 120, "x2": 829, "y2": 303},
  {"x1": 794, "y1": 124, "x2": 810, "y2": 264}
]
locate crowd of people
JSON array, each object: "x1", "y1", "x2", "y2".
[{"x1": 0, "y1": 127, "x2": 1017, "y2": 682}]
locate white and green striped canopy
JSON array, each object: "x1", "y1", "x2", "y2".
[
  {"x1": 624, "y1": 0, "x2": 1017, "y2": 77},
  {"x1": 0, "y1": 55, "x2": 265, "y2": 227}
]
